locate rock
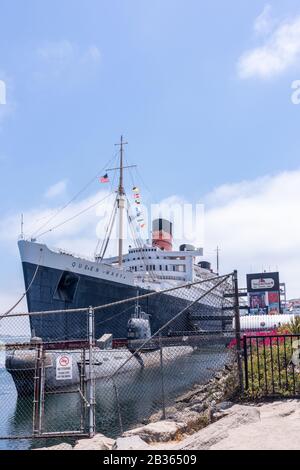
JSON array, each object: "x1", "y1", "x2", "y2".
[
  {"x1": 123, "y1": 420, "x2": 186, "y2": 443},
  {"x1": 192, "y1": 384, "x2": 208, "y2": 393},
  {"x1": 212, "y1": 392, "x2": 224, "y2": 401},
  {"x1": 209, "y1": 400, "x2": 217, "y2": 412},
  {"x1": 175, "y1": 390, "x2": 199, "y2": 403},
  {"x1": 214, "y1": 372, "x2": 223, "y2": 381},
  {"x1": 211, "y1": 411, "x2": 230, "y2": 422},
  {"x1": 171, "y1": 405, "x2": 261, "y2": 450},
  {"x1": 148, "y1": 406, "x2": 179, "y2": 423},
  {"x1": 210, "y1": 402, "x2": 300, "y2": 450},
  {"x1": 190, "y1": 394, "x2": 207, "y2": 404},
  {"x1": 216, "y1": 401, "x2": 234, "y2": 411},
  {"x1": 189, "y1": 403, "x2": 205, "y2": 413},
  {"x1": 122, "y1": 363, "x2": 239, "y2": 448},
  {"x1": 35, "y1": 443, "x2": 72, "y2": 451},
  {"x1": 113, "y1": 436, "x2": 150, "y2": 450},
  {"x1": 74, "y1": 433, "x2": 115, "y2": 451}
]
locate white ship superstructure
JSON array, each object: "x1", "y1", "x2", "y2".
[{"x1": 17, "y1": 137, "x2": 226, "y2": 342}]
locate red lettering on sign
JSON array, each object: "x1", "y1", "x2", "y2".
[{"x1": 59, "y1": 356, "x2": 69, "y2": 367}]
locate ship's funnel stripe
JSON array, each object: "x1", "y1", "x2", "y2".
[{"x1": 152, "y1": 218, "x2": 173, "y2": 251}]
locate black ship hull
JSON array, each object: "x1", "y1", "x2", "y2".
[{"x1": 22, "y1": 262, "x2": 224, "y2": 341}]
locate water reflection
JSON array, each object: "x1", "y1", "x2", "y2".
[{"x1": 0, "y1": 347, "x2": 230, "y2": 449}]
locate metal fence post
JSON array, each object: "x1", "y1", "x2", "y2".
[
  {"x1": 243, "y1": 335, "x2": 249, "y2": 391},
  {"x1": 159, "y1": 333, "x2": 166, "y2": 420},
  {"x1": 233, "y1": 270, "x2": 244, "y2": 393},
  {"x1": 38, "y1": 348, "x2": 46, "y2": 434},
  {"x1": 113, "y1": 378, "x2": 123, "y2": 435},
  {"x1": 33, "y1": 342, "x2": 43, "y2": 436},
  {"x1": 88, "y1": 306, "x2": 95, "y2": 437}
]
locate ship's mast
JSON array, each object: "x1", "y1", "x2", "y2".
[
  {"x1": 117, "y1": 135, "x2": 127, "y2": 267},
  {"x1": 105, "y1": 136, "x2": 136, "y2": 267}
]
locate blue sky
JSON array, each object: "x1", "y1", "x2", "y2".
[
  {"x1": 2, "y1": 0, "x2": 300, "y2": 307},
  {"x1": 1, "y1": 0, "x2": 300, "y2": 208}
]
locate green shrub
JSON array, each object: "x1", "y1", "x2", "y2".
[
  {"x1": 244, "y1": 337, "x2": 300, "y2": 399},
  {"x1": 278, "y1": 317, "x2": 300, "y2": 334}
]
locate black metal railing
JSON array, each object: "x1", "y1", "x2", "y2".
[{"x1": 243, "y1": 334, "x2": 300, "y2": 398}]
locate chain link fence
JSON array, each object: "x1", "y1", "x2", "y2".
[{"x1": 0, "y1": 272, "x2": 241, "y2": 450}]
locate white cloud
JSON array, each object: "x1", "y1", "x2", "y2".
[
  {"x1": 254, "y1": 4, "x2": 275, "y2": 36},
  {"x1": 84, "y1": 45, "x2": 101, "y2": 63},
  {"x1": 238, "y1": 13, "x2": 300, "y2": 79},
  {"x1": 36, "y1": 40, "x2": 101, "y2": 77},
  {"x1": 44, "y1": 179, "x2": 68, "y2": 199},
  {"x1": 37, "y1": 40, "x2": 75, "y2": 62},
  {"x1": 202, "y1": 170, "x2": 300, "y2": 298},
  {"x1": 2, "y1": 170, "x2": 300, "y2": 306},
  {"x1": 204, "y1": 175, "x2": 270, "y2": 208},
  {"x1": 147, "y1": 171, "x2": 300, "y2": 298},
  {"x1": 0, "y1": 188, "x2": 114, "y2": 256}
]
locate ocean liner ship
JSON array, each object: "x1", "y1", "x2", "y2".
[{"x1": 18, "y1": 137, "x2": 226, "y2": 343}]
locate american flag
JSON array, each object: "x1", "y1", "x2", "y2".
[{"x1": 100, "y1": 174, "x2": 109, "y2": 183}]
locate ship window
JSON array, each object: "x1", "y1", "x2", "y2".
[
  {"x1": 54, "y1": 271, "x2": 79, "y2": 303},
  {"x1": 177, "y1": 265, "x2": 186, "y2": 272}
]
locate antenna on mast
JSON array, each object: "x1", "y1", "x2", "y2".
[
  {"x1": 116, "y1": 136, "x2": 127, "y2": 267},
  {"x1": 215, "y1": 246, "x2": 220, "y2": 276},
  {"x1": 20, "y1": 214, "x2": 24, "y2": 239}
]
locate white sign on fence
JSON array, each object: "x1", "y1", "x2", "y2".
[{"x1": 56, "y1": 354, "x2": 73, "y2": 380}]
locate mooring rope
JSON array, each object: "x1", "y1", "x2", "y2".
[{"x1": 0, "y1": 251, "x2": 44, "y2": 320}]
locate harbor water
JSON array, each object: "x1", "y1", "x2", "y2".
[{"x1": 0, "y1": 336, "x2": 230, "y2": 450}]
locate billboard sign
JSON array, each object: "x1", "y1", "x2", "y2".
[
  {"x1": 247, "y1": 272, "x2": 281, "y2": 315},
  {"x1": 247, "y1": 272, "x2": 280, "y2": 293},
  {"x1": 249, "y1": 292, "x2": 268, "y2": 315},
  {"x1": 268, "y1": 291, "x2": 280, "y2": 315}
]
